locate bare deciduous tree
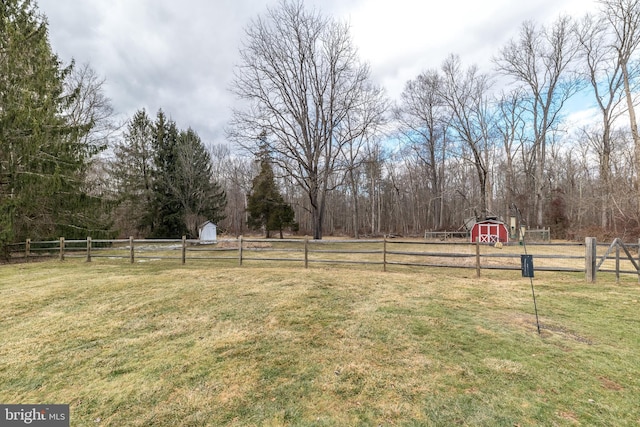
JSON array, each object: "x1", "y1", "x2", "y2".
[
  {"x1": 440, "y1": 54, "x2": 495, "y2": 218},
  {"x1": 338, "y1": 85, "x2": 387, "y2": 238},
  {"x1": 575, "y1": 13, "x2": 629, "y2": 228},
  {"x1": 600, "y1": 0, "x2": 640, "y2": 215},
  {"x1": 228, "y1": 0, "x2": 386, "y2": 239},
  {"x1": 495, "y1": 89, "x2": 528, "y2": 220},
  {"x1": 395, "y1": 69, "x2": 448, "y2": 229},
  {"x1": 208, "y1": 144, "x2": 255, "y2": 236},
  {"x1": 64, "y1": 63, "x2": 119, "y2": 155},
  {"x1": 495, "y1": 17, "x2": 581, "y2": 227}
]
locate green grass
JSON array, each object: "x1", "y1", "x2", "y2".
[{"x1": 1, "y1": 259, "x2": 639, "y2": 426}]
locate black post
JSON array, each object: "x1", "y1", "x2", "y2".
[{"x1": 512, "y1": 204, "x2": 541, "y2": 335}]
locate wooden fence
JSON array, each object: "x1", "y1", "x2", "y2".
[
  {"x1": 6, "y1": 236, "x2": 640, "y2": 283},
  {"x1": 423, "y1": 227, "x2": 550, "y2": 242}
]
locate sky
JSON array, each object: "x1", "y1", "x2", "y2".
[{"x1": 38, "y1": 0, "x2": 600, "y2": 145}]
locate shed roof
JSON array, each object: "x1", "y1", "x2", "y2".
[{"x1": 474, "y1": 218, "x2": 506, "y2": 225}]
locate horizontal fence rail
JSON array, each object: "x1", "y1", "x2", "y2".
[{"x1": 5, "y1": 236, "x2": 640, "y2": 283}]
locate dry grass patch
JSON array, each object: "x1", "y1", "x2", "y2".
[{"x1": 0, "y1": 260, "x2": 639, "y2": 426}]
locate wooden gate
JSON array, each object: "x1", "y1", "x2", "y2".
[{"x1": 587, "y1": 237, "x2": 640, "y2": 283}]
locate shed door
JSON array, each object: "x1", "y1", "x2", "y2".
[{"x1": 478, "y1": 224, "x2": 499, "y2": 243}]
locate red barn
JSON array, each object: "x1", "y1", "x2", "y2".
[{"x1": 470, "y1": 219, "x2": 509, "y2": 243}]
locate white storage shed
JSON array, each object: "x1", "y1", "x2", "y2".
[{"x1": 198, "y1": 221, "x2": 217, "y2": 242}]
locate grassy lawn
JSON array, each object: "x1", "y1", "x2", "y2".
[{"x1": 0, "y1": 259, "x2": 639, "y2": 426}]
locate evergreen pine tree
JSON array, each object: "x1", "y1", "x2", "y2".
[
  {"x1": 145, "y1": 112, "x2": 226, "y2": 238},
  {"x1": 247, "y1": 160, "x2": 297, "y2": 238},
  {"x1": 110, "y1": 109, "x2": 155, "y2": 236},
  {"x1": 172, "y1": 128, "x2": 226, "y2": 238},
  {"x1": 149, "y1": 110, "x2": 185, "y2": 237},
  {"x1": 0, "y1": 0, "x2": 110, "y2": 249}
]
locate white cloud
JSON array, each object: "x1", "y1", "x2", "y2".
[{"x1": 38, "y1": 0, "x2": 601, "y2": 143}]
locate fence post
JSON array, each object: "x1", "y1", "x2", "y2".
[
  {"x1": 585, "y1": 237, "x2": 596, "y2": 283},
  {"x1": 637, "y1": 238, "x2": 640, "y2": 284},
  {"x1": 25, "y1": 239, "x2": 30, "y2": 259},
  {"x1": 383, "y1": 236, "x2": 387, "y2": 272},
  {"x1": 130, "y1": 236, "x2": 135, "y2": 264},
  {"x1": 615, "y1": 243, "x2": 620, "y2": 283},
  {"x1": 87, "y1": 237, "x2": 92, "y2": 262},
  {"x1": 182, "y1": 235, "x2": 186, "y2": 265},
  {"x1": 304, "y1": 237, "x2": 309, "y2": 269},
  {"x1": 475, "y1": 237, "x2": 481, "y2": 278},
  {"x1": 59, "y1": 237, "x2": 65, "y2": 261},
  {"x1": 238, "y1": 236, "x2": 243, "y2": 266}
]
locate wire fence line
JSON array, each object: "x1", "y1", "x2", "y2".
[
  {"x1": 423, "y1": 227, "x2": 551, "y2": 242},
  {"x1": 5, "y1": 236, "x2": 640, "y2": 284}
]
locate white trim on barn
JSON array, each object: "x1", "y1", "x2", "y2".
[
  {"x1": 470, "y1": 219, "x2": 509, "y2": 243},
  {"x1": 198, "y1": 221, "x2": 217, "y2": 242}
]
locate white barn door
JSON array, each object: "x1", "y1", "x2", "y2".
[{"x1": 478, "y1": 224, "x2": 499, "y2": 243}]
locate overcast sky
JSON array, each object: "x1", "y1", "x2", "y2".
[{"x1": 39, "y1": 0, "x2": 599, "y2": 144}]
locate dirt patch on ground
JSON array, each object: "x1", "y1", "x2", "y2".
[
  {"x1": 496, "y1": 313, "x2": 594, "y2": 344},
  {"x1": 538, "y1": 323, "x2": 593, "y2": 345},
  {"x1": 557, "y1": 411, "x2": 580, "y2": 424},
  {"x1": 216, "y1": 241, "x2": 273, "y2": 249},
  {"x1": 599, "y1": 376, "x2": 624, "y2": 391}
]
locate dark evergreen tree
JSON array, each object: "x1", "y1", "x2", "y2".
[
  {"x1": 171, "y1": 128, "x2": 226, "y2": 238},
  {"x1": 0, "y1": 0, "x2": 111, "y2": 250},
  {"x1": 148, "y1": 110, "x2": 185, "y2": 237},
  {"x1": 142, "y1": 112, "x2": 226, "y2": 238},
  {"x1": 267, "y1": 199, "x2": 297, "y2": 239},
  {"x1": 110, "y1": 109, "x2": 154, "y2": 237},
  {"x1": 247, "y1": 160, "x2": 297, "y2": 238}
]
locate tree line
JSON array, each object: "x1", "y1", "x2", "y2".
[
  {"x1": 226, "y1": 0, "x2": 640, "y2": 240},
  {"x1": 109, "y1": 108, "x2": 227, "y2": 239},
  {"x1": 3, "y1": 0, "x2": 640, "y2": 250}
]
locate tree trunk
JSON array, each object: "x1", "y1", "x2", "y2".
[
  {"x1": 622, "y1": 65, "x2": 640, "y2": 214},
  {"x1": 348, "y1": 168, "x2": 360, "y2": 239},
  {"x1": 601, "y1": 126, "x2": 612, "y2": 229},
  {"x1": 438, "y1": 142, "x2": 446, "y2": 229},
  {"x1": 310, "y1": 190, "x2": 323, "y2": 240},
  {"x1": 535, "y1": 139, "x2": 546, "y2": 228},
  {"x1": 478, "y1": 172, "x2": 488, "y2": 218}
]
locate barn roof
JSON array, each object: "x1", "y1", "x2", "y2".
[
  {"x1": 473, "y1": 218, "x2": 507, "y2": 225},
  {"x1": 464, "y1": 216, "x2": 507, "y2": 230}
]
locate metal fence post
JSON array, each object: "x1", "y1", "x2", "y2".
[{"x1": 585, "y1": 237, "x2": 596, "y2": 283}]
